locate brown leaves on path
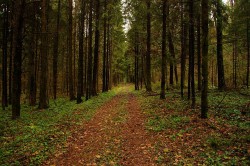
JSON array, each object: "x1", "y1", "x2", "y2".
[
  {"x1": 120, "y1": 94, "x2": 157, "y2": 165},
  {"x1": 44, "y1": 91, "x2": 157, "y2": 166}
]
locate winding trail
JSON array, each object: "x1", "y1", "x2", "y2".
[{"x1": 44, "y1": 88, "x2": 157, "y2": 165}]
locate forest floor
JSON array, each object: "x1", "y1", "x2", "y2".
[{"x1": 0, "y1": 85, "x2": 250, "y2": 165}]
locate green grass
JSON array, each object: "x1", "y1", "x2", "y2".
[{"x1": 0, "y1": 89, "x2": 118, "y2": 166}]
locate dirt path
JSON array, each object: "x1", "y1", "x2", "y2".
[{"x1": 44, "y1": 90, "x2": 157, "y2": 165}]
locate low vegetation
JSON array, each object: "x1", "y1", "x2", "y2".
[
  {"x1": 135, "y1": 85, "x2": 250, "y2": 165},
  {"x1": 0, "y1": 89, "x2": 118, "y2": 166}
]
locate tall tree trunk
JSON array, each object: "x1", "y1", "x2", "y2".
[
  {"x1": 233, "y1": 36, "x2": 237, "y2": 88},
  {"x1": 28, "y1": 1, "x2": 37, "y2": 106},
  {"x1": 201, "y1": 0, "x2": 209, "y2": 119},
  {"x1": 77, "y1": 0, "x2": 85, "y2": 103},
  {"x1": 12, "y1": 0, "x2": 25, "y2": 119},
  {"x1": 106, "y1": 15, "x2": 111, "y2": 90},
  {"x1": 160, "y1": 0, "x2": 167, "y2": 99},
  {"x1": 53, "y1": 0, "x2": 61, "y2": 100},
  {"x1": 189, "y1": 0, "x2": 195, "y2": 107},
  {"x1": 197, "y1": 8, "x2": 201, "y2": 91},
  {"x1": 2, "y1": 3, "x2": 9, "y2": 110},
  {"x1": 108, "y1": 38, "x2": 112, "y2": 90},
  {"x1": 9, "y1": 1, "x2": 14, "y2": 105},
  {"x1": 39, "y1": 0, "x2": 49, "y2": 109},
  {"x1": 246, "y1": 20, "x2": 249, "y2": 88},
  {"x1": 135, "y1": 32, "x2": 139, "y2": 91},
  {"x1": 216, "y1": 0, "x2": 225, "y2": 90},
  {"x1": 68, "y1": 0, "x2": 75, "y2": 100},
  {"x1": 146, "y1": 0, "x2": 152, "y2": 91},
  {"x1": 93, "y1": 0, "x2": 101, "y2": 96},
  {"x1": 168, "y1": 30, "x2": 178, "y2": 85},
  {"x1": 86, "y1": 0, "x2": 93, "y2": 100},
  {"x1": 102, "y1": 0, "x2": 107, "y2": 92},
  {"x1": 181, "y1": 1, "x2": 188, "y2": 98}
]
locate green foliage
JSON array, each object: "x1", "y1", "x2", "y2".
[
  {"x1": 206, "y1": 134, "x2": 232, "y2": 150},
  {"x1": 0, "y1": 89, "x2": 117, "y2": 166},
  {"x1": 146, "y1": 115, "x2": 190, "y2": 131}
]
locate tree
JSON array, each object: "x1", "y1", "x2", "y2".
[
  {"x1": 28, "y1": 0, "x2": 38, "y2": 106},
  {"x1": 247, "y1": 20, "x2": 249, "y2": 88},
  {"x1": 146, "y1": 0, "x2": 152, "y2": 92},
  {"x1": 216, "y1": 0, "x2": 226, "y2": 90},
  {"x1": 53, "y1": 0, "x2": 61, "y2": 100},
  {"x1": 102, "y1": 0, "x2": 108, "y2": 92},
  {"x1": 39, "y1": 0, "x2": 49, "y2": 109},
  {"x1": 134, "y1": 31, "x2": 139, "y2": 91},
  {"x1": 196, "y1": 2, "x2": 202, "y2": 91},
  {"x1": 181, "y1": 0, "x2": 188, "y2": 98},
  {"x1": 160, "y1": 0, "x2": 167, "y2": 99},
  {"x1": 12, "y1": 0, "x2": 25, "y2": 119},
  {"x1": 68, "y1": 0, "x2": 75, "y2": 100},
  {"x1": 86, "y1": 0, "x2": 93, "y2": 100},
  {"x1": 201, "y1": 0, "x2": 209, "y2": 119},
  {"x1": 2, "y1": 2, "x2": 9, "y2": 110},
  {"x1": 77, "y1": 0, "x2": 85, "y2": 103},
  {"x1": 189, "y1": 0, "x2": 196, "y2": 107},
  {"x1": 93, "y1": 0, "x2": 101, "y2": 96}
]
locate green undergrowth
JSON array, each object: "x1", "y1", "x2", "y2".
[
  {"x1": 0, "y1": 87, "x2": 122, "y2": 166},
  {"x1": 134, "y1": 85, "x2": 250, "y2": 165}
]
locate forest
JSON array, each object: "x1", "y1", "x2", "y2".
[{"x1": 0, "y1": 0, "x2": 249, "y2": 165}]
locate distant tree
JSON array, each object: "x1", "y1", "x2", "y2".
[{"x1": 12, "y1": 0, "x2": 25, "y2": 119}]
